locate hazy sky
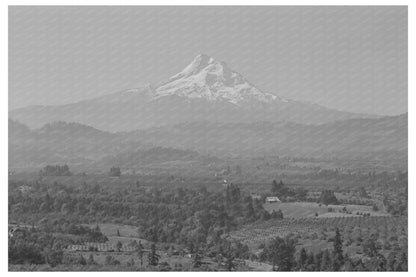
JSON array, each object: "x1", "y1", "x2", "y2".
[{"x1": 9, "y1": 6, "x2": 407, "y2": 115}]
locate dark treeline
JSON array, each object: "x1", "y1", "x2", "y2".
[
  {"x1": 9, "y1": 180, "x2": 271, "y2": 249},
  {"x1": 9, "y1": 220, "x2": 108, "y2": 266}
]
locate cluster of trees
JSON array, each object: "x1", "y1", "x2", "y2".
[
  {"x1": 39, "y1": 165, "x2": 72, "y2": 176},
  {"x1": 137, "y1": 184, "x2": 269, "y2": 247},
  {"x1": 385, "y1": 200, "x2": 407, "y2": 216},
  {"x1": 9, "y1": 220, "x2": 108, "y2": 267},
  {"x1": 260, "y1": 236, "x2": 297, "y2": 271},
  {"x1": 259, "y1": 229, "x2": 407, "y2": 271},
  {"x1": 358, "y1": 187, "x2": 370, "y2": 198},
  {"x1": 37, "y1": 218, "x2": 108, "y2": 243},
  {"x1": 9, "y1": 179, "x2": 272, "y2": 253},
  {"x1": 383, "y1": 195, "x2": 407, "y2": 216},
  {"x1": 270, "y1": 180, "x2": 308, "y2": 201},
  {"x1": 318, "y1": 190, "x2": 339, "y2": 205},
  {"x1": 109, "y1": 166, "x2": 121, "y2": 177}
]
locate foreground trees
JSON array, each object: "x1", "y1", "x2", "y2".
[
  {"x1": 261, "y1": 228, "x2": 407, "y2": 272},
  {"x1": 332, "y1": 228, "x2": 344, "y2": 270},
  {"x1": 148, "y1": 244, "x2": 160, "y2": 266},
  {"x1": 8, "y1": 177, "x2": 407, "y2": 271},
  {"x1": 260, "y1": 236, "x2": 297, "y2": 271}
]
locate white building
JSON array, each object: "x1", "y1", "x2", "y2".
[{"x1": 265, "y1": 196, "x2": 281, "y2": 203}]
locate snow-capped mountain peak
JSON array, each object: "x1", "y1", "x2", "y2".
[
  {"x1": 154, "y1": 54, "x2": 280, "y2": 104},
  {"x1": 168, "y1": 54, "x2": 215, "y2": 81}
]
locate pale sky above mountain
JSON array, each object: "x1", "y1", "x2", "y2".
[{"x1": 9, "y1": 6, "x2": 407, "y2": 115}]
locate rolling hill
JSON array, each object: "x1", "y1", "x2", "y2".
[
  {"x1": 130, "y1": 114, "x2": 407, "y2": 159},
  {"x1": 9, "y1": 114, "x2": 407, "y2": 170}
]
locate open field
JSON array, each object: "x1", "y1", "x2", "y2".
[{"x1": 264, "y1": 202, "x2": 389, "y2": 218}]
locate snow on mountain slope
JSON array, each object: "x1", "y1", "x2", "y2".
[{"x1": 154, "y1": 54, "x2": 281, "y2": 105}]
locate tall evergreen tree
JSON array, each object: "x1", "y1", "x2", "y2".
[
  {"x1": 225, "y1": 255, "x2": 236, "y2": 271},
  {"x1": 192, "y1": 249, "x2": 203, "y2": 269},
  {"x1": 305, "y1": 252, "x2": 316, "y2": 271},
  {"x1": 297, "y1": 248, "x2": 308, "y2": 271},
  {"x1": 332, "y1": 228, "x2": 344, "y2": 270},
  {"x1": 314, "y1": 251, "x2": 323, "y2": 271},
  {"x1": 245, "y1": 199, "x2": 255, "y2": 219},
  {"x1": 87, "y1": 253, "x2": 95, "y2": 265},
  {"x1": 363, "y1": 235, "x2": 379, "y2": 257},
  {"x1": 116, "y1": 241, "x2": 122, "y2": 252},
  {"x1": 136, "y1": 241, "x2": 144, "y2": 268},
  {"x1": 320, "y1": 249, "x2": 332, "y2": 271},
  {"x1": 148, "y1": 243, "x2": 160, "y2": 266}
]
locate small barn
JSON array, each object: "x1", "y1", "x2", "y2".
[{"x1": 265, "y1": 196, "x2": 281, "y2": 203}]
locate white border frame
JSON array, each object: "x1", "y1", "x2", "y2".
[{"x1": 1, "y1": 2, "x2": 412, "y2": 276}]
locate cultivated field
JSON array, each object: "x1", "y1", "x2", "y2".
[
  {"x1": 264, "y1": 202, "x2": 389, "y2": 218},
  {"x1": 228, "y1": 216, "x2": 407, "y2": 248}
]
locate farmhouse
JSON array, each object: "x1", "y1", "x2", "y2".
[{"x1": 265, "y1": 196, "x2": 281, "y2": 203}]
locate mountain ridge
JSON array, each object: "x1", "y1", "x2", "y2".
[
  {"x1": 9, "y1": 114, "x2": 407, "y2": 170},
  {"x1": 9, "y1": 54, "x2": 379, "y2": 132}
]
